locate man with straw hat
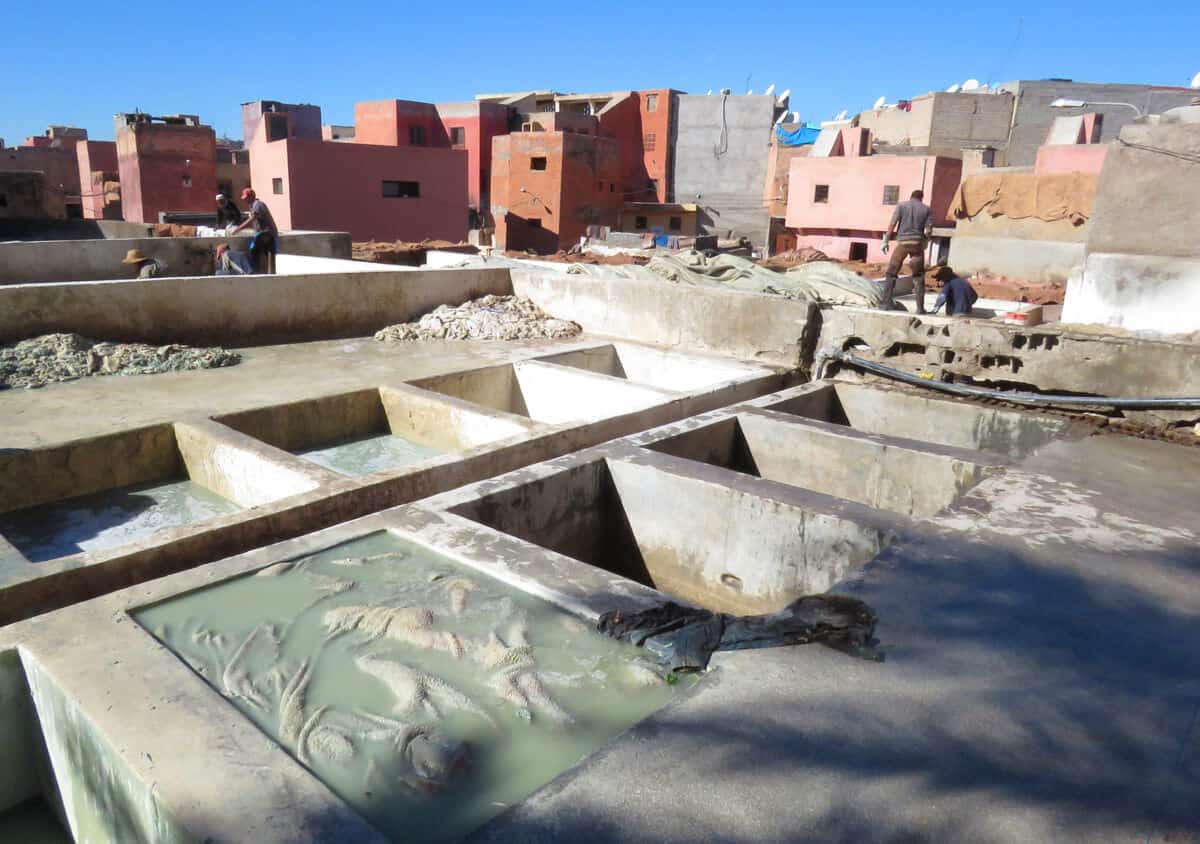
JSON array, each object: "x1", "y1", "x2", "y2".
[{"x1": 121, "y1": 248, "x2": 167, "y2": 279}]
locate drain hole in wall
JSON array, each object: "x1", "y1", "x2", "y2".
[{"x1": 720, "y1": 573, "x2": 744, "y2": 591}]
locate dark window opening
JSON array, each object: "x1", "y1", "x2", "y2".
[
  {"x1": 266, "y1": 114, "x2": 288, "y2": 142},
  {"x1": 272, "y1": 177, "x2": 283, "y2": 194},
  {"x1": 669, "y1": 216, "x2": 682, "y2": 231},
  {"x1": 814, "y1": 184, "x2": 830, "y2": 203},
  {"x1": 182, "y1": 174, "x2": 192, "y2": 187},
  {"x1": 449, "y1": 127, "x2": 465, "y2": 146},
  {"x1": 610, "y1": 183, "x2": 615, "y2": 193},
  {"x1": 634, "y1": 216, "x2": 648, "y2": 230},
  {"x1": 66, "y1": 203, "x2": 83, "y2": 219},
  {"x1": 383, "y1": 180, "x2": 420, "y2": 198},
  {"x1": 409, "y1": 126, "x2": 426, "y2": 146},
  {"x1": 0, "y1": 194, "x2": 8, "y2": 207},
  {"x1": 848, "y1": 242, "x2": 869, "y2": 261},
  {"x1": 647, "y1": 179, "x2": 658, "y2": 196},
  {"x1": 882, "y1": 185, "x2": 900, "y2": 205},
  {"x1": 528, "y1": 219, "x2": 542, "y2": 229},
  {"x1": 530, "y1": 157, "x2": 547, "y2": 171}
]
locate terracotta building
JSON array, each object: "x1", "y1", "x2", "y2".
[
  {"x1": 491, "y1": 130, "x2": 622, "y2": 253},
  {"x1": 2, "y1": 126, "x2": 88, "y2": 218},
  {"x1": 114, "y1": 113, "x2": 217, "y2": 224},
  {"x1": 244, "y1": 100, "x2": 468, "y2": 242},
  {"x1": 785, "y1": 127, "x2": 961, "y2": 263},
  {"x1": 75, "y1": 140, "x2": 120, "y2": 220}
]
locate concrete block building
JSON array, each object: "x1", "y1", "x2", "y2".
[
  {"x1": 490, "y1": 130, "x2": 621, "y2": 252},
  {"x1": 114, "y1": 113, "x2": 217, "y2": 224},
  {"x1": 245, "y1": 99, "x2": 468, "y2": 242},
  {"x1": 784, "y1": 128, "x2": 961, "y2": 263}
]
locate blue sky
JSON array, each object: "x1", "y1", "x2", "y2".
[{"x1": 5, "y1": 0, "x2": 1198, "y2": 145}]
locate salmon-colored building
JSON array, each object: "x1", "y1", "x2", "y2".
[
  {"x1": 114, "y1": 113, "x2": 217, "y2": 224},
  {"x1": 75, "y1": 140, "x2": 120, "y2": 219},
  {"x1": 2, "y1": 126, "x2": 88, "y2": 217},
  {"x1": 245, "y1": 100, "x2": 468, "y2": 242},
  {"x1": 785, "y1": 128, "x2": 961, "y2": 262},
  {"x1": 491, "y1": 130, "x2": 622, "y2": 253}
]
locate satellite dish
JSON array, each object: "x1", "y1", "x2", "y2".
[
  {"x1": 777, "y1": 88, "x2": 791, "y2": 105},
  {"x1": 872, "y1": 95, "x2": 886, "y2": 109},
  {"x1": 834, "y1": 109, "x2": 848, "y2": 121},
  {"x1": 946, "y1": 83, "x2": 961, "y2": 93},
  {"x1": 791, "y1": 110, "x2": 801, "y2": 123},
  {"x1": 775, "y1": 110, "x2": 788, "y2": 125},
  {"x1": 706, "y1": 89, "x2": 713, "y2": 95},
  {"x1": 746, "y1": 88, "x2": 754, "y2": 95},
  {"x1": 1191, "y1": 71, "x2": 1200, "y2": 89},
  {"x1": 764, "y1": 83, "x2": 776, "y2": 97},
  {"x1": 962, "y1": 78, "x2": 980, "y2": 91}
]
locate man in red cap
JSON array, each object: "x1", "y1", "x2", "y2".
[{"x1": 231, "y1": 187, "x2": 279, "y2": 273}]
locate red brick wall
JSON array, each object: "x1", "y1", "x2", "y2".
[{"x1": 116, "y1": 123, "x2": 217, "y2": 223}]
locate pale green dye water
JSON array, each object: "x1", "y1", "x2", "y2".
[
  {"x1": 0, "y1": 479, "x2": 241, "y2": 563},
  {"x1": 0, "y1": 798, "x2": 71, "y2": 843},
  {"x1": 136, "y1": 533, "x2": 685, "y2": 843},
  {"x1": 298, "y1": 434, "x2": 443, "y2": 477}
]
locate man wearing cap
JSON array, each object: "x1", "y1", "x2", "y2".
[
  {"x1": 122, "y1": 249, "x2": 167, "y2": 279},
  {"x1": 230, "y1": 188, "x2": 278, "y2": 273},
  {"x1": 215, "y1": 193, "x2": 243, "y2": 229}
]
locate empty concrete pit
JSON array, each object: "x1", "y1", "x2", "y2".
[
  {"x1": 534, "y1": 343, "x2": 767, "y2": 392},
  {"x1": 213, "y1": 386, "x2": 536, "y2": 479},
  {"x1": 409, "y1": 361, "x2": 677, "y2": 425},
  {"x1": 0, "y1": 422, "x2": 326, "y2": 565},
  {"x1": 450, "y1": 455, "x2": 899, "y2": 615},
  {"x1": 757, "y1": 380, "x2": 1075, "y2": 457},
  {"x1": 643, "y1": 409, "x2": 997, "y2": 518}
]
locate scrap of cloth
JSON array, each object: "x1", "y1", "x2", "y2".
[
  {"x1": 950, "y1": 172, "x2": 1097, "y2": 224},
  {"x1": 597, "y1": 594, "x2": 878, "y2": 672}
]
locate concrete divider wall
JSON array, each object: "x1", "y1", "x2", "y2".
[
  {"x1": 1063, "y1": 252, "x2": 1200, "y2": 334},
  {"x1": 0, "y1": 267, "x2": 513, "y2": 346},
  {"x1": 0, "y1": 231, "x2": 352, "y2": 284},
  {"x1": 948, "y1": 235, "x2": 1085, "y2": 284},
  {"x1": 511, "y1": 267, "x2": 818, "y2": 368}
]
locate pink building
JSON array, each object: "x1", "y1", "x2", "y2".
[
  {"x1": 785, "y1": 128, "x2": 961, "y2": 263},
  {"x1": 76, "y1": 140, "x2": 120, "y2": 219},
  {"x1": 1034, "y1": 113, "x2": 1108, "y2": 175},
  {"x1": 115, "y1": 113, "x2": 217, "y2": 224},
  {"x1": 245, "y1": 101, "x2": 468, "y2": 242}
]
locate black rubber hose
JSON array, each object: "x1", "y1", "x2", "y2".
[{"x1": 825, "y1": 351, "x2": 1200, "y2": 409}]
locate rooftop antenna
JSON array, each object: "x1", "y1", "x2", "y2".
[
  {"x1": 872, "y1": 95, "x2": 887, "y2": 110},
  {"x1": 1191, "y1": 71, "x2": 1200, "y2": 89}
]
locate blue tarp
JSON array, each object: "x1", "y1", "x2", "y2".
[{"x1": 775, "y1": 124, "x2": 821, "y2": 147}]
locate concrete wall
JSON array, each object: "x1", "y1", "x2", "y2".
[
  {"x1": 672, "y1": 94, "x2": 775, "y2": 247},
  {"x1": 998, "y1": 80, "x2": 1198, "y2": 166},
  {"x1": 0, "y1": 231, "x2": 351, "y2": 284},
  {"x1": 949, "y1": 235, "x2": 1086, "y2": 284},
  {"x1": 0, "y1": 172, "x2": 62, "y2": 219},
  {"x1": 1062, "y1": 251, "x2": 1200, "y2": 334},
  {"x1": 0, "y1": 266, "x2": 512, "y2": 345},
  {"x1": 856, "y1": 93, "x2": 1015, "y2": 157},
  {"x1": 1034, "y1": 143, "x2": 1108, "y2": 175},
  {"x1": 511, "y1": 266, "x2": 817, "y2": 368}
]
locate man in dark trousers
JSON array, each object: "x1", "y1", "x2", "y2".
[
  {"x1": 881, "y1": 189, "x2": 932, "y2": 313},
  {"x1": 231, "y1": 188, "x2": 279, "y2": 273},
  {"x1": 215, "y1": 193, "x2": 243, "y2": 228},
  {"x1": 931, "y1": 266, "x2": 979, "y2": 316}
]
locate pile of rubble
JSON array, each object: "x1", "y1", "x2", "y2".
[
  {"x1": 0, "y1": 333, "x2": 241, "y2": 390},
  {"x1": 374, "y1": 295, "x2": 581, "y2": 342}
]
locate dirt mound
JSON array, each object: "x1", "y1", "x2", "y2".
[
  {"x1": 353, "y1": 240, "x2": 475, "y2": 264},
  {"x1": 503, "y1": 250, "x2": 649, "y2": 266}
]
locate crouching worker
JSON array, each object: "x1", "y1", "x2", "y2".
[
  {"x1": 214, "y1": 243, "x2": 255, "y2": 275},
  {"x1": 230, "y1": 188, "x2": 278, "y2": 273},
  {"x1": 122, "y1": 248, "x2": 166, "y2": 279},
  {"x1": 931, "y1": 266, "x2": 979, "y2": 316}
]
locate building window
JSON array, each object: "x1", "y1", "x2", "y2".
[
  {"x1": 266, "y1": 114, "x2": 288, "y2": 142},
  {"x1": 669, "y1": 216, "x2": 682, "y2": 231},
  {"x1": 635, "y1": 216, "x2": 648, "y2": 230},
  {"x1": 0, "y1": 194, "x2": 7, "y2": 208},
  {"x1": 182, "y1": 174, "x2": 192, "y2": 187},
  {"x1": 530, "y1": 157, "x2": 547, "y2": 171},
  {"x1": 643, "y1": 132, "x2": 656, "y2": 151},
  {"x1": 849, "y1": 242, "x2": 869, "y2": 261},
  {"x1": 645, "y1": 93, "x2": 659, "y2": 112},
  {"x1": 813, "y1": 184, "x2": 830, "y2": 203},
  {"x1": 382, "y1": 180, "x2": 420, "y2": 198},
  {"x1": 272, "y1": 177, "x2": 284, "y2": 194},
  {"x1": 528, "y1": 219, "x2": 542, "y2": 229},
  {"x1": 610, "y1": 183, "x2": 615, "y2": 193},
  {"x1": 882, "y1": 185, "x2": 900, "y2": 205},
  {"x1": 450, "y1": 127, "x2": 465, "y2": 146},
  {"x1": 409, "y1": 126, "x2": 426, "y2": 146}
]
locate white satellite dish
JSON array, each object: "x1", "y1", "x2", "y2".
[
  {"x1": 1191, "y1": 71, "x2": 1200, "y2": 89},
  {"x1": 764, "y1": 83, "x2": 776, "y2": 97},
  {"x1": 946, "y1": 83, "x2": 961, "y2": 93},
  {"x1": 706, "y1": 89, "x2": 713, "y2": 95},
  {"x1": 791, "y1": 110, "x2": 801, "y2": 123},
  {"x1": 962, "y1": 78, "x2": 980, "y2": 91},
  {"x1": 872, "y1": 95, "x2": 886, "y2": 109},
  {"x1": 775, "y1": 110, "x2": 788, "y2": 125},
  {"x1": 777, "y1": 88, "x2": 791, "y2": 105},
  {"x1": 834, "y1": 109, "x2": 848, "y2": 121}
]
